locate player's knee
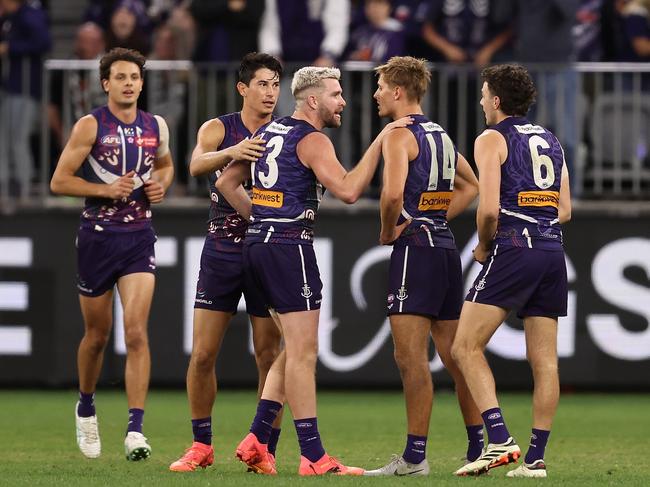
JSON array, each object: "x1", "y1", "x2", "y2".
[
  {"x1": 255, "y1": 346, "x2": 279, "y2": 373},
  {"x1": 450, "y1": 340, "x2": 467, "y2": 365},
  {"x1": 123, "y1": 329, "x2": 148, "y2": 352},
  {"x1": 84, "y1": 329, "x2": 110, "y2": 352},
  {"x1": 191, "y1": 348, "x2": 217, "y2": 372}
]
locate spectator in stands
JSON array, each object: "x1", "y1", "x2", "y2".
[
  {"x1": 618, "y1": 0, "x2": 650, "y2": 61},
  {"x1": 260, "y1": 0, "x2": 350, "y2": 67},
  {"x1": 148, "y1": 23, "x2": 188, "y2": 192},
  {"x1": 49, "y1": 22, "x2": 106, "y2": 152},
  {"x1": 188, "y1": 0, "x2": 263, "y2": 62},
  {"x1": 85, "y1": 0, "x2": 151, "y2": 32},
  {"x1": 260, "y1": 0, "x2": 351, "y2": 116},
  {"x1": 573, "y1": 0, "x2": 605, "y2": 61},
  {"x1": 0, "y1": 0, "x2": 52, "y2": 200},
  {"x1": 393, "y1": 1, "x2": 434, "y2": 59},
  {"x1": 105, "y1": 1, "x2": 151, "y2": 55},
  {"x1": 421, "y1": 0, "x2": 512, "y2": 67},
  {"x1": 346, "y1": 0, "x2": 405, "y2": 63}
]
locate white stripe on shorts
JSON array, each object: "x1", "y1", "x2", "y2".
[
  {"x1": 472, "y1": 244, "x2": 499, "y2": 302},
  {"x1": 298, "y1": 244, "x2": 310, "y2": 311},
  {"x1": 399, "y1": 246, "x2": 409, "y2": 312}
]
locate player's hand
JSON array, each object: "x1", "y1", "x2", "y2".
[
  {"x1": 378, "y1": 116, "x2": 414, "y2": 141},
  {"x1": 227, "y1": 137, "x2": 266, "y2": 162},
  {"x1": 472, "y1": 243, "x2": 491, "y2": 264},
  {"x1": 144, "y1": 178, "x2": 165, "y2": 204},
  {"x1": 379, "y1": 219, "x2": 411, "y2": 245},
  {"x1": 106, "y1": 170, "x2": 135, "y2": 200}
]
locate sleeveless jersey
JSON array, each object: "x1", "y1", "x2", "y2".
[
  {"x1": 205, "y1": 112, "x2": 252, "y2": 242},
  {"x1": 395, "y1": 114, "x2": 457, "y2": 249},
  {"x1": 246, "y1": 117, "x2": 322, "y2": 245},
  {"x1": 81, "y1": 106, "x2": 160, "y2": 232},
  {"x1": 491, "y1": 117, "x2": 565, "y2": 250}
]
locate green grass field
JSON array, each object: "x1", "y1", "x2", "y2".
[{"x1": 0, "y1": 390, "x2": 648, "y2": 486}]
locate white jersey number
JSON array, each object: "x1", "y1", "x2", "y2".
[
  {"x1": 529, "y1": 135, "x2": 555, "y2": 189},
  {"x1": 257, "y1": 135, "x2": 283, "y2": 188},
  {"x1": 425, "y1": 132, "x2": 456, "y2": 191}
]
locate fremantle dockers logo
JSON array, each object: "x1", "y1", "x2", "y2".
[
  {"x1": 301, "y1": 284, "x2": 313, "y2": 299},
  {"x1": 475, "y1": 278, "x2": 486, "y2": 291},
  {"x1": 396, "y1": 286, "x2": 408, "y2": 301}
]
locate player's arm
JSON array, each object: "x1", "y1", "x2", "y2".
[
  {"x1": 558, "y1": 160, "x2": 571, "y2": 224},
  {"x1": 299, "y1": 117, "x2": 412, "y2": 204},
  {"x1": 50, "y1": 115, "x2": 135, "y2": 199},
  {"x1": 145, "y1": 116, "x2": 175, "y2": 204},
  {"x1": 473, "y1": 129, "x2": 504, "y2": 263},
  {"x1": 447, "y1": 153, "x2": 479, "y2": 221},
  {"x1": 215, "y1": 161, "x2": 253, "y2": 220},
  {"x1": 189, "y1": 118, "x2": 266, "y2": 177},
  {"x1": 379, "y1": 128, "x2": 411, "y2": 245}
]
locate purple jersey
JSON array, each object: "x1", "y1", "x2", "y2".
[
  {"x1": 491, "y1": 117, "x2": 565, "y2": 250},
  {"x1": 246, "y1": 117, "x2": 321, "y2": 245},
  {"x1": 206, "y1": 112, "x2": 252, "y2": 243},
  {"x1": 395, "y1": 115, "x2": 457, "y2": 249},
  {"x1": 81, "y1": 106, "x2": 160, "y2": 232}
]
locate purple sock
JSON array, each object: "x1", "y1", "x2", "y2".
[
  {"x1": 294, "y1": 418, "x2": 325, "y2": 462},
  {"x1": 249, "y1": 399, "x2": 282, "y2": 444},
  {"x1": 192, "y1": 417, "x2": 212, "y2": 446},
  {"x1": 127, "y1": 408, "x2": 144, "y2": 434},
  {"x1": 525, "y1": 428, "x2": 550, "y2": 464},
  {"x1": 481, "y1": 407, "x2": 510, "y2": 445},
  {"x1": 402, "y1": 434, "x2": 427, "y2": 464},
  {"x1": 268, "y1": 428, "x2": 281, "y2": 456},
  {"x1": 77, "y1": 391, "x2": 95, "y2": 417},
  {"x1": 466, "y1": 425, "x2": 485, "y2": 462}
]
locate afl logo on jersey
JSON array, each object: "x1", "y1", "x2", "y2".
[{"x1": 101, "y1": 135, "x2": 121, "y2": 146}]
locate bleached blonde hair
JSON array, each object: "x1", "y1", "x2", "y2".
[{"x1": 291, "y1": 66, "x2": 341, "y2": 101}]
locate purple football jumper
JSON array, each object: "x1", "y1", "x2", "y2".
[
  {"x1": 76, "y1": 106, "x2": 159, "y2": 296},
  {"x1": 243, "y1": 117, "x2": 323, "y2": 313},
  {"x1": 467, "y1": 117, "x2": 568, "y2": 318},
  {"x1": 194, "y1": 112, "x2": 269, "y2": 317},
  {"x1": 387, "y1": 115, "x2": 463, "y2": 319}
]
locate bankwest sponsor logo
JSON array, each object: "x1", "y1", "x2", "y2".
[
  {"x1": 517, "y1": 191, "x2": 559, "y2": 207},
  {"x1": 253, "y1": 187, "x2": 284, "y2": 207},
  {"x1": 418, "y1": 191, "x2": 452, "y2": 211}
]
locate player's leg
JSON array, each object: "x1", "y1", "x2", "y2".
[
  {"x1": 116, "y1": 272, "x2": 154, "y2": 460},
  {"x1": 250, "y1": 314, "x2": 283, "y2": 458},
  {"x1": 452, "y1": 302, "x2": 520, "y2": 475},
  {"x1": 366, "y1": 314, "x2": 432, "y2": 476},
  {"x1": 506, "y1": 316, "x2": 558, "y2": 478},
  {"x1": 75, "y1": 290, "x2": 114, "y2": 459},
  {"x1": 430, "y1": 319, "x2": 484, "y2": 463},
  {"x1": 169, "y1": 308, "x2": 228, "y2": 471}
]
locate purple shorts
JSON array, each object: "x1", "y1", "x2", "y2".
[
  {"x1": 76, "y1": 226, "x2": 156, "y2": 297},
  {"x1": 466, "y1": 244, "x2": 568, "y2": 318},
  {"x1": 387, "y1": 245, "x2": 463, "y2": 320},
  {"x1": 194, "y1": 238, "x2": 269, "y2": 317},
  {"x1": 243, "y1": 242, "x2": 322, "y2": 314}
]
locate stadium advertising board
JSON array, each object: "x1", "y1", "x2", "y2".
[{"x1": 1, "y1": 208, "x2": 649, "y2": 388}]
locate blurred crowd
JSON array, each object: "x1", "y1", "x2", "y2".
[{"x1": 2, "y1": 0, "x2": 650, "y2": 200}]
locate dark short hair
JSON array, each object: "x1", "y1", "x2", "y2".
[
  {"x1": 99, "y1": 47, "x2": 146, "y2": 82},
  {"x1": 238, "y1": 52, "x2": 283, "y2": 85},
  {"x1": 481, "y1": 64, "x2": 537, "y2": 116}
]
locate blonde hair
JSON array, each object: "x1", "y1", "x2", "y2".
[
  {"x1": 291, "y1": 66, "x2": 341, "y2": 101},
  {"x1": 374, "y1": 56, "x2": 431, "y2": 103}
]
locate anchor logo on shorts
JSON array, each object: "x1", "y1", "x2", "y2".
[
  {"x1": 301, "y1": 284, "x2": 313, "y2": 299},
  {"x1": 475, "y1": 279, "x2": 486, "y2": 291},
  {"x1": 396, "y1": 286, "x2": 408, "y2": 301}
]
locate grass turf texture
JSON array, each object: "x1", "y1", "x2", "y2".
[{"x1": 0, "y1": 390, "x2": 648, "y2": 486}]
